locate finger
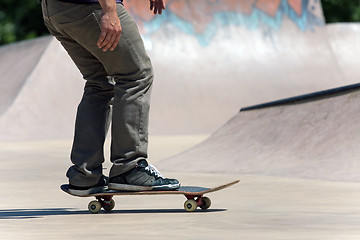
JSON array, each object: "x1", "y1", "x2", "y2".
[
  {"x1": 98, "y1": 32, "x2": 113, "y2": 51},
  {"x1": 155, "y1": 3, "x2": 160, "y2": 14},
  {"x1": 110, "y1": 32, "x2": 121, "y2": 51},
  {"x1": 159, "y1": 0, "x2": 165, "y2": 9},
  {"x1": 150, "y1": 0, "x2": 154, "y2": 11},
  {"x1": 154, "y1": 0, "x2": 158, "y2": 14},
  {"x1": 156, "y1": 1, "x2": 165, "y2": 14},
  {"x1": 102, "y1": 34, "x2": 117, "y2": 52},
  {"x1": 98, "y1": 33, "x2": 111, "y2": 48},
  {"x1": 98, "y1": 29, "x2": 112, "y2": 49},
  {"x1": 97, "y1": 31, "x2": 107, "y2": 47},
  {"x1": 158, "y1": 4, "x2": 163, "y2": 15}
]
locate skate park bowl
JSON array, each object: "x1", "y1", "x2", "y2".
[
  {"x1": 1, "y1": 0, "x2": 360, "y2": 140},
  {"x1": 1, "y1": 0, "x2": 360, "y2": 239}
]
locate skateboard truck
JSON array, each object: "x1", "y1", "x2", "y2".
[
  {"x1": 184, "y1": 194, "x2": 211, "y2": 212},
  {"x1": 88, "y1": 196, "x2": 115, "y2": 213}
]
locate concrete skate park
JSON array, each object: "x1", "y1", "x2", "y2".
[{"x1": 1, "y1": 0, "x2": 360, "y2": 239}]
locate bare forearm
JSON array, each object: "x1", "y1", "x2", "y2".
[{"x1": 98, "y1": 0, "x2": 117, "y2": 13}]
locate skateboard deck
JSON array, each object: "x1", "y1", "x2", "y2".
[{"x1": 61, "y1": 180, "x2": 239, "y2": 213}]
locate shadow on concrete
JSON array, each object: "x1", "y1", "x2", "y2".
[{"x1": 0, "y1": 208, "x2": 227, "y2": 219}]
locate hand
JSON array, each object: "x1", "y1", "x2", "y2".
[
  {"x1": 97, "y1": 9, "x2": 122, "y2": 52},
  {"x1": 150, "y1": 0, "x2": 166, "y2": 15}
]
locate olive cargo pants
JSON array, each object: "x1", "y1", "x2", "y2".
[{"x1": 42, "y1": 0, "x2": 153, "y2": 187}]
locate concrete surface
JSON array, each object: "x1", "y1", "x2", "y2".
[
  {"x1": 0, "y1": 37, "x2": 51, "y2": 116},
  {"x1": 158, "y1": 87, "x2": 360, "y2": 182},
  {"x1": 1, "y1": 139, "x2": 360, "y2": 240},
  {"x1": 2, "y1": 1, "x2": 360, "y2": 140},
  {"x1": 0, "y1": 38, "x2": 84, "y2": 141},
  {"x1": 1, "y1": 1, "x2": 360, "y2": 239}
]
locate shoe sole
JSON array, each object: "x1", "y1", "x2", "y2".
[
  {"x1": 67, "y1": 186, "x2": 108, "y2": 197},
  {"x1": 108, "y1": 183, "x2": 180, "y2": 191}
]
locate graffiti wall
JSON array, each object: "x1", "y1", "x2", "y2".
[{"x1": 124, "y1": 0, "x2": 324, "y2": 45}]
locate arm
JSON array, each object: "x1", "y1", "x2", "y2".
[
  {"x1": 97, "y1": 0, "x2": 166, "y2": 52},
  {"x1": 97, "y1": 0, "x2": 122, "y2": 52}
]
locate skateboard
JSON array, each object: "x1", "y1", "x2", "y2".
[{"x1": 60, "y1": 180, "x2": 239, "y2": 213}]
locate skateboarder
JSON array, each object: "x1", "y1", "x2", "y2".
[{"x1": 41, "y1": 0, "x2": 180, "y2": 195}]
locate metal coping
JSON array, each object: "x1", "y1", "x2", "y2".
[{"x1": 240, "y1": 83, "x2": 360, "y2": 112}]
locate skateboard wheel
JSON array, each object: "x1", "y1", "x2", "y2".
[
  {"x1": 199, "y1": 197, "x2": 211, "y2": 210},
  {"x1": 103, "y1": 199, "x2": 115, "y2": 212},
  {"x1": 184, "y1": 199, "x2": 197, "y2": 212},
  {"x1": 88, "y1": 200, "x2": 102, "y2": 214}
]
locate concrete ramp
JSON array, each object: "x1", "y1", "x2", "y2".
[
  {"x1": 1, "y1": 0, "x2": 360, "y2": 140},
  {"x1": 0, "y1": 37, "x2": 51, "y2": 116},
  {"x1": 140, "y1": 0, "x2": 346, "y2": 134},
  {"x1": 0, "y1": 37, "x2": 84, "y2": 140},
  {"x1": 158, "y1": 84, "x2": 360, "y2": 182}
]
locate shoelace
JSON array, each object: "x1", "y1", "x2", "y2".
[{"x1": 145, "y1": 164, "x2": 164, "y2": 179}]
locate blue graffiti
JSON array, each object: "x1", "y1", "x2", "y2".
[{"x1": 141, "y1": 0, "x2": 324, "y2": 47}]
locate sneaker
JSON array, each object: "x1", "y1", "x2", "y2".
[
  {"x1": 108, "y1": 159, "x2": 180, "y2": 191},
  {"x1": 68, "y1": 176, "x2": 108, "y2": 196}
]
